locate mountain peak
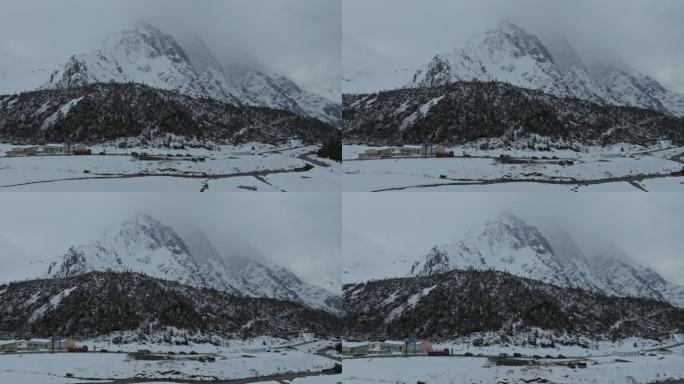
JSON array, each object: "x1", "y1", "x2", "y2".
[
  {"x1": 493, "y1": 20, "x2": 527, "y2": 36},
  {"x1": 129, "y1": 21, "x2": 163, "y2": 34},
  {"x1": 408, "y1": 215, "x2": 684, "y2": 308},
  {"x1": 130, "y1": 211, "x2": 162, "y2": 225},
  {"x1": 406, "y1": 21, "x2": 684, "y2": 116},
  {"x1": 481, "y1": 21, "x2": 553, "y2": 63},
  {"x1": 38, "y1": 23, "x2": 341, "y2": 126},
  {"x1": 477, "y1": 212, "x2": 552, "y2": 253},
  {"x1": 44, "y1": 214, "x2": 341, "y2": 313},
  {"x1": 492, "y1": 211, "x2": 526, "y2": 226}
]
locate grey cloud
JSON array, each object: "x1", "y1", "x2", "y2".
[
  {"x1": 343, "y1": 0, "x2": 684, "y2": 92},
  {"x1": 342, "y1": 193, "x2": 684, "y2": 285},
  {"x1": 0, "y1": 0, "x2": 340, "y2": 95}
]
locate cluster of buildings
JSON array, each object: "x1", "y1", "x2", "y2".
[
  {"x1": 0, "y1": 337, "x2": 76, "y2": 353},
  {"x1": 5, "y1": 143, "x2": 92, "y2": 157},
  {"x1": 342, "y1": 339, "x2": 433, "y2": 356},
  {"x1": 358, "y1": 144, "x2": 453, "y2": 159}
]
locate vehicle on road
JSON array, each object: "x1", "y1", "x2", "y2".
[{"x1": 427, "y1": 348, "x2": 450, "y2": 356}]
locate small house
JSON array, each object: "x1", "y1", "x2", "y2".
[
  {"x1": 341, "y1": 341, "x2": 370, "y2": 356},
  {"x1": 406, "y1": 339, "x2": 433, "y2": 354},
  {"x1": 42, "y1": 144, "x2": 65, "y2": 155},
  {"x1": 434, "y1": 144, "x2": 447, "y2": 155},
  {"x1": 50, "y1": 337, "x2": 76, "y2": 351},
  {"x1": 27, "y1": 338, "x2": 50, "y2": 350},
  {"x1": 378, "y1": 148, "x2": 394, "y2": 158},
  {"x1": 358, "y1": 149, "x2": 381, "y2": 159},
  {"x1": 420, "y1": 144, "x2": 435, "y2": 157},
  {"x1": 398, "y1": 146, "x2": 422, "y2": 157},
  {"x1": 0, "y1": 340, "x2": 18, "y2": 352},
  {"x1": 368, "y1": 340, "x2": 405, "y2": 354},
  {"x1": 6, "y1": 146, "x2": 39, "y2": 157},
  {"x1": 359, "y1": 148, "x2": 391, "y2": 159}
]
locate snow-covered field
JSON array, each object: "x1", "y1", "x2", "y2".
[
  {"x1": 0, "y1": 143, "x2": 341, "y2": 191},
  {"x1": 343, "y1": 144, "x2": 684, "y2": 192},
  {"x1": 344, "y1": 353, "x2": 684, "y2": 384},
  {"x1": 343, "y1": 337, "x2": 684, "y2": 384},
  {"x1": 254, "y1": 376, "x2": 341, "y2": 384},
  {"x1": 0, "y1": 337, "x2": 339, "y2": 383}
]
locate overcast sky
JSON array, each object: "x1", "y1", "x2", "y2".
[
  {"x1": 0, "y1": 193, "x2": 340, "y2": 291},
  {"x1": 0, "y1": 0, "x2": 340, "y2": 95},
  {"x1": 343, "y1": 0, "x2": 684, "y2": 93},
  {"x1": 343, "y1": 193, "x2": 684, "y2": 285}
]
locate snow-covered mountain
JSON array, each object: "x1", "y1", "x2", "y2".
[
  {"x1": 344, "y1": 268, "x2": 684, "y2": 342},
  {"x1": 39, "y1": 23, "x2": 340, "y2": 126},
  {"x1": 179, "y1": 224, "x2": 342, "y2": 314},
  {"x1": 408, "y1": 213, "x2": 684, "y2": 308},
  {"x1": 0, "y1": 271, "x2": 341, "y2": 341},
  {"x1": 358, "y1": 21, "x2": 684, "y2": 117},
  {"x1": 342, "y1": 80, "x2": 684, "y2": 146},
  {"x1": 409, "y1": 214, "x2": 602, "y2": 290},
  {"x1": 0, "y1": 82, "x2": 336, "y2": 145},
  {"x1": 46, "y1": 214, "x2": 341, "y2": 313},
  {"x1": 410, "y1": 21, "x2": 604, "y2": 104}
]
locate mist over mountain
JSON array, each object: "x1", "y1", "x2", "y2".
[
  {"x1": 2, "y1": 22, "x2": 340, "y2": 129},
  {"x1": 344, "y1": 21, "x2": 684, "y2": 119},
  {"x1": 408, "y1": 213, "x2": 684, "y2": 308},
  {"x1": 41, "y1": 213, "x2": 341, "y2": 314}
]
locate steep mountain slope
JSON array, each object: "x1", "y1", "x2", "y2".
[
  {"x1": 45, "y1": 214, "x2": 341, "y2": 313},
  {"x1": 47, "y1": 214, "x2": 242, "y2": 294},
  {"x1": 541, "y1": 225, "x2": 603, "y2": 290},
  {"x1": 408, "y1": 214, "x2": 684, "y2": 308},
  {"x1": 588, "y1": 249, "x2": 684, "y2": 308},
  {"x1": 410, "y1": 22, "x2": 604, "y2": 104},
  {"x1": 226, "y1": 255, "x2": 343, "y2": 315},
  {"x1": 409, "y1": 214, "x2": 601, "y2": 291},
  {"x1": 179, "y1": 224, "x2": 341, "y2": 313},
  {"x1": 0, "y1": 272, "x2": 341, "y2": 340},
  {"x1": 404, "y1": 21, "x2": 684, "y2": 117},
  {"x1": 590, "y1": 63, "x2": 684, "y2": 118},
  {"x1": 343, "y1": 269, "x2": 684, "y2": 341},
  {"x1": 40, "y1": 23, "x2": 340, "y2": 126},
  {"x1": 342, "y1": 81, "x2": 684, "y2": 146},
  {"x1": 0, "y1": 82, "x2": 336, "y2": 145},
  {"x1": 45, "y1": 23, "x2": 238, "y2": 104}
]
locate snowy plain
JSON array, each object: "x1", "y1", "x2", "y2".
[
  {"x1": 343, "y1": 353, "x2": 684, "y2": 384},
  {"x1": 343, "y1": 144, "x2": 684, "y2": 192},
  {"x1": 343, "y1": 336, "x2": 684, "y2": 384},
  {"x1": 0, "y1": 336, "x2": 339, "y2": 383},
  {"x1": 0, "y1": 142, "x2": 340, "y2": 191}
]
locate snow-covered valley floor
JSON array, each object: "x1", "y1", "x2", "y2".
[
  {"x1": 343, "y1": 144, "x2": 684, "y2": 192},
  {"x1": 0, "y1": 338, "x2": 339, "y2": 383},
  {"x1": 0, "y1": 143, "x2": 341, "y2": 191},
  {"x1": 343, "y1": 338, "x2": 684, "y2": 384}
]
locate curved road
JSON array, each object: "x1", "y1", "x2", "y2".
[
  {"x1": 0, "y1": 163, "x2": 316, "y2": 190},
  {"x1": 369, "y1": 170, "x2": 684, "y2": 192},
  {"x1": 298, "y1": 152, "x2": 330, "y2": 168},
  {"x1": 77, "y1": 370, "x2": 338, "y2": 384}
]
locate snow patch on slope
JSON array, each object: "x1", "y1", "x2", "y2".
[
  {"x1": 385, "y1": 284, "x2": 438, "y2": 323},
  {"x1": 400, "y1": 95, "x2": 445, "y2": 130},
  {"x1": 29, "y1": 286, "x2": 77, "y2": 322},
  {"x1": 40, "y1": 96, "x2": 83, "y2": 130}
]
